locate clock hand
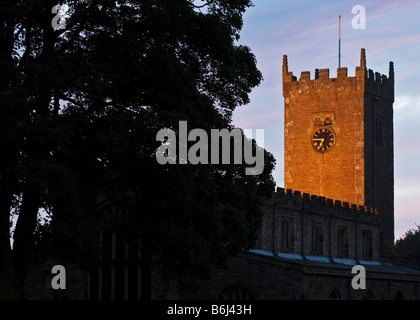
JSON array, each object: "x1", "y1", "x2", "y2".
[{"x1": 313, "y1": 138, "x2": 324, "y2": 146}]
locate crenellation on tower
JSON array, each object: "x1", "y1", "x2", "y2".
[
  {"x1": 300, "y1": 71, "x2": 310, "y2": 81},
  {"x1": 355, "y1": 48, "x2": 366, "y2": 78},
  {"x1": 337, "y1": 67, "x2": 348, "y2": 78},
  {"x1": 389, "y1": 61, "x2": 394, "y2": 79},
  {"x1": 274, "y1": 187, "x2": 379, "y2": 220},
  {"x1": 282, "y1": 51, "x2": 393, "y2": 98},
  {"x1": 365, "y1": 68, "x2": 394, "y2": 102},
  {"x1": 282, "y1": 54, "x2": 295, "y2": 83},
  {"x1": 318, "y1": 68, "x2": 329, "y2": 79},
  {"x1": 361, "y1": 47, "x2": 366, "y2": 67},
  {"x1": 282, "y1": 49, "x2": 393, "y2": 96}
]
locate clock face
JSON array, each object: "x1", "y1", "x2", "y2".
[{"x1": 311, "y1": 127, "x2": 336, "y2": 153}]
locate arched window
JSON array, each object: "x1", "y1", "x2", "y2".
[
  {"x1": 314, "y1": 117, "x2": 323, "y2": 126},
  {"x1": 337, "y1": 226, "x2": 349, "y2": 258},
  {"x1": 281, "y1": 218, "x2": 295, "y2": 251},
  {"x1": 363, "y1": 290, "x2": 374, "y2": 300},
  {"x1": 219, "y1": 283, "x2": 255, "y2": 300},
  {"x1": 329, "y1": 288, "x2": 341, "y2": 300},
  {"x1": 362, "y1": 229, "x2": 373, "y2": 260},
  {"x1": 394, "y1": 291, "x2": 404, "y2": 300},
  {"x1": 310, "y1": 222, "x2": 323, "y2": 255},
  {"x1": 324, "y1": 116, "x2": 333, "y2": 125}
]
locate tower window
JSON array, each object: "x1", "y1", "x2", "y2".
[
  {"x1": 376, "y1": 118, "x2": 384, "y2": 146},
  {"x1": 280, "y1": 218, "x2": 295, "y2": 251},
  {"x1": 362, "y1": 230, "x2": 373, "y2": 260},
  {"x1": 337, "y1": 226, "x2": 349, "y2": 258},
  {"x1": 311, "y1": 222, "x2": 323, "y2": 255}
]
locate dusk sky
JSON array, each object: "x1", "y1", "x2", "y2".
[{"x1": 232, "y1": 0, "x2": 420, "y2": 240}]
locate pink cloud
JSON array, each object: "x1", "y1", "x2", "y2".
[
  {"x1": 395, "y1": 196, "x2": 420, "y2": 219},
  {"x1": 233, "y1": 107, "x2": 283, "y2": 129},
  {"x1": 368, "y1": 34, "x2": 420, "y2": 55}
]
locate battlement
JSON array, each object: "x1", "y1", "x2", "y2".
[
  {"x1": 257, "y1": 187, "x2": 381, "y2": 261},
  {"x1": 272, "y1": 187, "x2": 379, "y2": 222},
  {"x1": 282, "y1": 48, "x2": 394, "y2": 101},
  {"x1": 365, "y1": 64, "x2": 395, "y2": 101}
]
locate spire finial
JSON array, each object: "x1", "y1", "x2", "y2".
[
  {"x1": 360, "y1": 48, "x2": 366, "y2": 68},
  {"x1": 283, "y1": 55, "x2": 288, "y2": 75},
  {"x1": 389, "y1": 61, "x2": 394, "y2": 78}
]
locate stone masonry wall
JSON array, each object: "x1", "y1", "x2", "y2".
[
  {"x1": 256, "y1": 188, "x2": 381, "y2": 262},
  {"x1": 283, "y1": 52, "x2": 366, "y2": 207}
]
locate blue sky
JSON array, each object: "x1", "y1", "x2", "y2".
[{"x1": 232, "y1": 0, "x2": 420, "y2": 240}]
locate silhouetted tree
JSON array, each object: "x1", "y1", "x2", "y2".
[
  {"x1": 0, "y1": 0, "x2": 275, "y2": 299},
  {"x1": 395, "y1": 224, "x2": 420, "y2": 268}
]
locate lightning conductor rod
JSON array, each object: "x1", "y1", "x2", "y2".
[{"x1": 338, "y1": 15, "x2": 341, "y2": 68}]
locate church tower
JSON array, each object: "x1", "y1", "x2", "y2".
[{"x1": 283, "y1": 48, "x2": 396, "y2": 257}]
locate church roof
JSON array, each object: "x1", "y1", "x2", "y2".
[{"x1": 248, "y1": 249, "x2": 420, "y2": 278}]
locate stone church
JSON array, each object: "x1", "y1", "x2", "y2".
[{"x1": 24, "y1": 49, "x2": 420, "y2": 300}]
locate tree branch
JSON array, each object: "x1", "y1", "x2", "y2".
[
  {"x1": 60, "y1": 94, "x2": 86, "y2": 110},
  {"x1": 11, "y1": 189, "x2": 41, "y2": 288},
  {"x1": 189, "y1": 0, "x2": 210, "y2": 9}
]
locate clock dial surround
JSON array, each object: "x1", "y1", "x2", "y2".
[{"x1": 311, "y1": 127, "x2": 336, "y2": 153}]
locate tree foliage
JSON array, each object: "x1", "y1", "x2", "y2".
[
  {"x1": 0, "y1": 0, "x2": 275, "y2": 299},
  {"x1": 395, "y1": 224, "x2": 420, "y2": 268}
]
